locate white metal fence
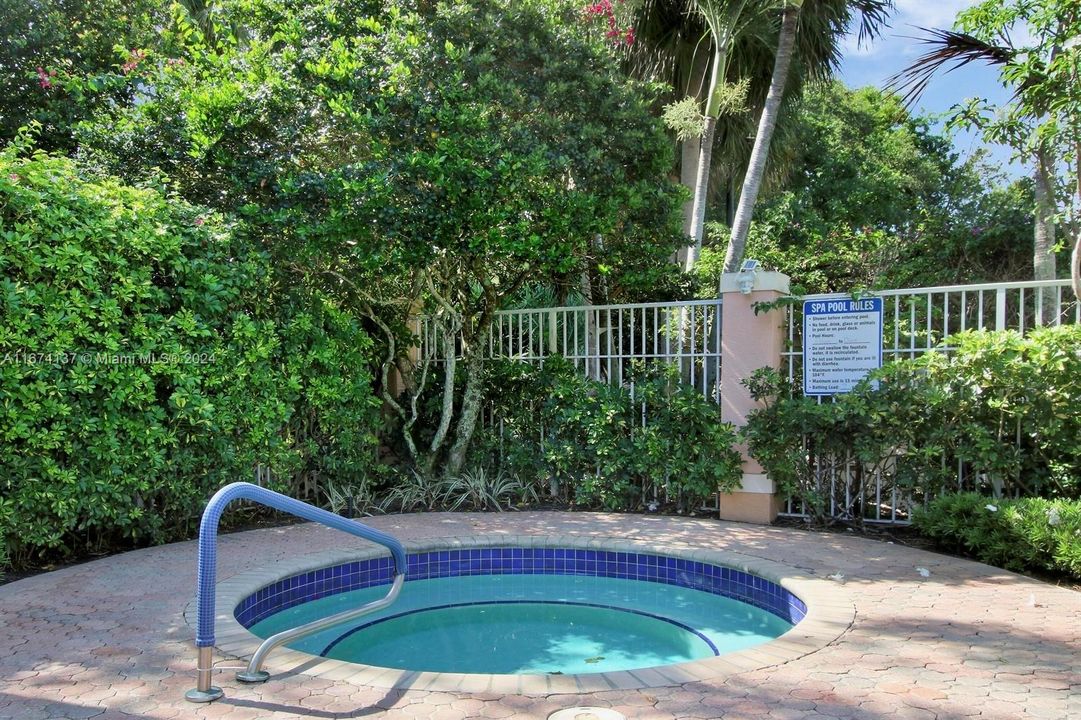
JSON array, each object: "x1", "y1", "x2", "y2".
[
  {"x1": 420, "y1": 279, "x2": 1076, "y2": 524},
  {"x1": 783, "y1": 279, "x2": 1079, "y2": 379},
  {"x1": 419, "y1": 298, "x2": 724, "y2": 509},
  {"x1": 780, "y1": 279, "x2": 1079, "y2": 524},
  {"x1": 424, "y1": 298, "x2": 724, "y2": 400}
]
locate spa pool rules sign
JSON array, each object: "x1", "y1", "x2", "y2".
[{"x1": 803, "y1": 298, "x2": 883, "y2": 396}]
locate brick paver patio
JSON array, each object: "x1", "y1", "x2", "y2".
[{"x1": 1, "y1": 512, "x2": 1078, "y2": 719}]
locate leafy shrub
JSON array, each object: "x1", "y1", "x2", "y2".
[
  {"x1": 324, "y1": 476, "x2": 382, "y2": 518},
  {"x1": 744, "y1": 325, "x2": 1081, "y2": 524},
  {"x1": 913, "y1": 326, "x2": 1081, "y2": 498},
  {"x1": 478, "y1": 357, "x2": 742, "y2": 512},
  {"x1": 743, "y1": 364, "x2": 959, "y2": 522},
  {"x1": 369, "y1": 466, "x2": 536, "y2": 514},
  {"x1": 0, "y1": 147, "x2": 379, "y2": 567},
  {"x1": 439, "y1": 468, "x2": 539, "y2": 512},
  {"x1": 377, "y1": 470, "x2": 448, "y2": 514},
  {"x1": 913, "y1": 492, "x2": 1081, "y2": 580}
]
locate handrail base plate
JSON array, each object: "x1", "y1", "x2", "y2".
[
  {"x1": 185, "y1": 687, "x2": 224, "y2": 703},
  {"x1": 236, "y1": 669, "x2": 271, "y2": 683}
]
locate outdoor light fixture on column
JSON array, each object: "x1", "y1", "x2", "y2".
[{"x1": 738, "y1": 259, "x2": 760, "y2": 294}]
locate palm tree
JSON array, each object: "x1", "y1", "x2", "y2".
[
  {"x1": 628, "y1": 1, "x2": 763, "y2": 270},
  {"x1": 631, "y1": 0, "x2": 893, "y2": 273},
  {"x1": 722, "y1": 1, "x2": 801, "y2": 272},
  {"x1": 679, "y1": 1, "x2": 761, "y2": 272},
  {"x1": 628, "y1": 1, "x2": 773, "y2": 269},
  {"x1": 889, "y1": 23, "x2": 1075, "y2": 298},
  {"x1": 176, "y1": 0, "x2": 220, "y2": 45},
  {"x1": 723, "y1": 0, "x2": 893, "y2": 272}
]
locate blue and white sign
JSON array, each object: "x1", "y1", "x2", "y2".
[{"x1": 803, "y1": 298, "x2": 883, "y2": 396}]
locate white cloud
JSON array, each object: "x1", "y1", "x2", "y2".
[
  {"x1": 892, "y1": 0, "x2": 975, "y2": 32},
  {"x1": 840, "y1": 0, "x2": 976, "y2": 62}
]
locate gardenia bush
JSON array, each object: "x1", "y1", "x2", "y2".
[{"x1": 0, "y1": 146, "x2": 380, "y2": 570}]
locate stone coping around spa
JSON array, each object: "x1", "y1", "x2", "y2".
[{"x1": 184, "y1": 533, "x2": 855, "y2": 695}]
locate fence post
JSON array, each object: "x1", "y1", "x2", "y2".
[
  {"x1": 995, "y1": 287, "x2": 1007, "y2": 331},
  {"x1": 717, "y1": 270, "x2": 791, "y2": 523},
  {"x1": 548, "y1": 310, "x2": 557, "y2": 355}
]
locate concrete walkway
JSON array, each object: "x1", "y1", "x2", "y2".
[{"x1": 1, "y1": 512, "x2": 1078, "y2": 720}]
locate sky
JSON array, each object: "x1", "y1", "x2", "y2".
[{"x1": 837, "y1": 0, "x2": 1024, "y2": 178}]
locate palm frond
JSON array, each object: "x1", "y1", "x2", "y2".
[
  {"x1": 625, "y1": 0, "x2": 710, "y2": 94},
  {"x1": 793, "y1": 0, "x2": 894, "y2": 82},
  {"x1": 887, "y1": 27, "x2": 1015, "y2": 107},
  {"x1": 848, "y1": 0, "x2": 894, "y2": 46}
]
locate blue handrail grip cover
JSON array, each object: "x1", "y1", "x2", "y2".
[{"x1": 195, "y1": 482, "x2": 407, "y2": 648}]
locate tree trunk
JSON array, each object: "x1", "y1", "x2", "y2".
[
  {"x1": 579, "y1": 262, "x2": 599, "y2": 380},
  {"x1": 683, "y1": 47, "x2": 724, "y2": 274},
  {"x1": 1033, "y1": 149, "x2": 1058, "y2": 282},
  {"x1": 679, "y1": 134, "x2": 702, "y2": 236},
  {"x1": 445, "y1": 341, "x2": 487, "y2": 478},
  {"x1": 1072, "y1": 232, "x2": 1080, "y2": 301},
  {"x1": 592, "y1": 234, "x2": 609, "y2": 302},
  {"x1": 722, "y1": 4, "x2": 800, "y2": 273},
  {"x1": 1033, "y1": 149, "x2": 1058, "y2": 322},
  {"x1": 726, "y1": 176, "x2": 737, "y2": 226},
  {"x1": 1073, "y1": 140, "x2": 1081, "y2": 301},
  {"x1": 684, "y1": 115, "x2": 717, "y2": 273},
  {"x1": 421, "y1": 320, "x2": 458, "y2": 476},
  {"x1": 677, "y1": 48, "x2": 711, "y2": 266}
]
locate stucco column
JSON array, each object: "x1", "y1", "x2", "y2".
[{"x1": 718, "y1": 270, "x2": 790, "y2": 523}]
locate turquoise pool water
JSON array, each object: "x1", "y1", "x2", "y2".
[{"x1": 248, "y1": 574, "x2": 793, "y2": 674}]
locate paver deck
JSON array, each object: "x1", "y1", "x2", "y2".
[{"x1": 1, "y1": 512, "x2": 1078, "y2": 720}]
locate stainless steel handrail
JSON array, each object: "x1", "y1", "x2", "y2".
[
  {"x1": 236, "y1": 573, "x2": 405, "y2": 683},
  {"x1": 185, "y1": 482, "x2": 407, "y2": 703}
]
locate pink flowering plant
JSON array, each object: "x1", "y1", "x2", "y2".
[
  {"x1": 36, "y1": 67, "x2": 57, "y2": 89},
  {"x1": 582, "y1": 0, "x2": 637, "y2": 47}
]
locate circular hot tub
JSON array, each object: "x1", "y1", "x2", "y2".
[{"x1": 235, "y1": 546, "x2": 807, "y2": 676}]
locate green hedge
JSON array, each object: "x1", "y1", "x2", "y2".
[
  {"x1": 745, "y1": 325, "x2": 1081, "y2": 522},
  {"x1": 913, "y1": 492, "x2": 1081, "y2": 580},
  {"x1": 0, "y1": 147, "x2": 380, "y2": 569},
  {"x1": 474, "y1": 357, "x2": 743, "y2": 512}
]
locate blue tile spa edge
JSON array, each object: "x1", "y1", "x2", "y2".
[{"x1": 234, "y1": 547, "x2": 807, "y2": 630}]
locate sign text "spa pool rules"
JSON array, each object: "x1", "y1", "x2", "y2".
[{"x1": 803, "y1": 298, "x2": 883, "y2": 396}]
